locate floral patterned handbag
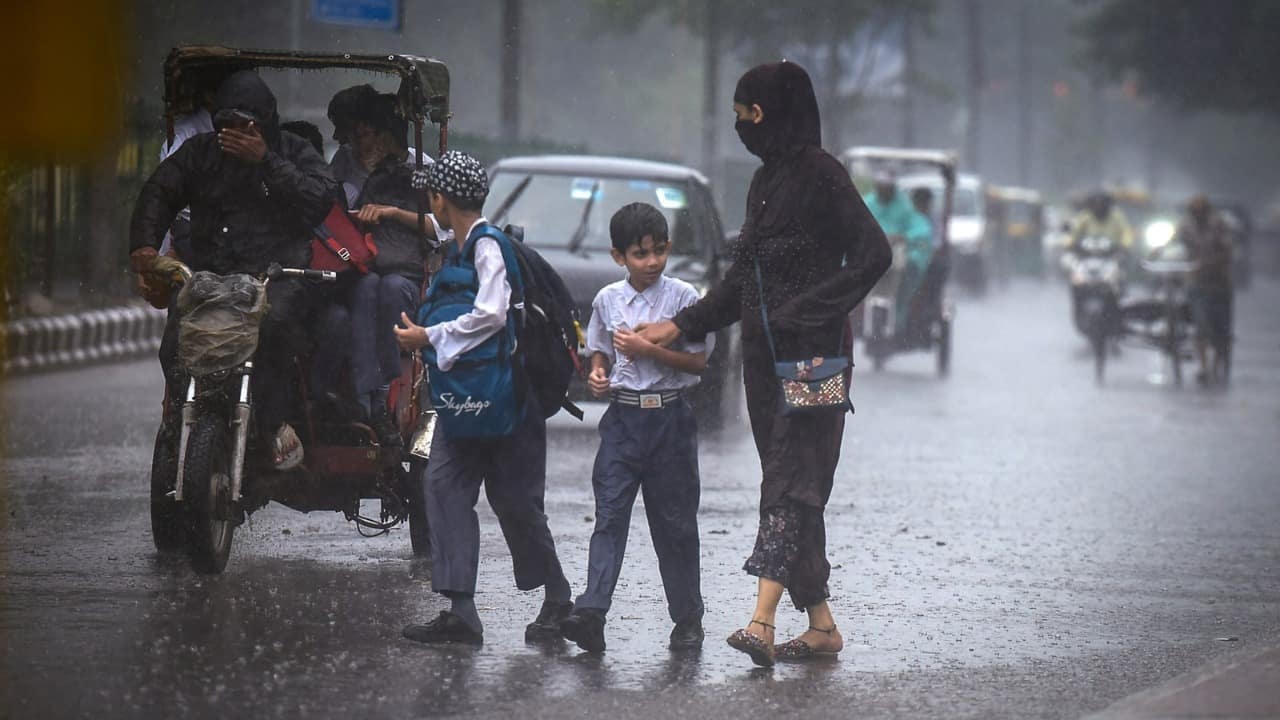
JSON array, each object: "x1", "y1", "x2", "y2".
[{"x1": 753, "y1": 259, "x2": 853, "y2": 415}]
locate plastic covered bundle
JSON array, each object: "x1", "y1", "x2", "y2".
[{"x1": 176, "y1": 272, "x2": 269, "y2": 376}]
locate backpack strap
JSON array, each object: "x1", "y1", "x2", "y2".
[{"x1": 462, "y1": 222, "x2": 526, "y2": 311}]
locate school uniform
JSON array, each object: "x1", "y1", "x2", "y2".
[
  {"x1": 575, "y1": 275, "x2": 713, "y2": 624},
  {"x1": 422, "y1": 217, "x2": 569, "y2": 599}
]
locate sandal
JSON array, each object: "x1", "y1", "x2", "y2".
[
  {"x1": 272, "y1": 423, "x2": 304, "y2": 471},
  {"x1": 774, "y1": 625, "x2": 841, "y2": 661},
  {"x1": 726, "y1": 620, "x2": 775, "y2": 668}
]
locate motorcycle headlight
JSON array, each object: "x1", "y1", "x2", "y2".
[{"x1": 1144, "y1": 220, "x2": 1175, "y2": 249}]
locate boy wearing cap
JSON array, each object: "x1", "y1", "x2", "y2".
[
  {"x1": 557, "y1": 203, "x2": 711, "y2": 653},
  {"x1": 394, "y1": 151, "x2": 573, "y2": 646}
]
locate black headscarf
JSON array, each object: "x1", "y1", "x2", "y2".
[
  {"x1": 733, "y1": 61, "x2": 821, "y2": 162},
  {"x1": 733, "y1": 61, "x2": 836, "y2": 240}
]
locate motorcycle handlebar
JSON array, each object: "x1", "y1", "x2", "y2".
[{"x1": 266, "y1": 263, "x2": 338, "y2": 283}]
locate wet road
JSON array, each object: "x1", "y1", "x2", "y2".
[{"x1": 3, "y1": 280, "x2": 1279, "y2": 719}]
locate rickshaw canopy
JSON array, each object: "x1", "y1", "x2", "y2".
[{"x1": 163, "y1": 45, "x2": 451, "y2": 125}]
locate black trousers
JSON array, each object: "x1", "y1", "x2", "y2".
[
  {"x1": 575, "y1": 399, "x2": 703, "y2": 625},
  {"x1": 424, "y1": 402, "x2": 569, "y2": 597}
]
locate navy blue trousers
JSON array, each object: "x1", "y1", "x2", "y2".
[
  {"x1": 575, "y1": 399, "x2": 703, "y2": 624},
  {"x1": 349, "y1": 272, "x2": 419, "y2": 396},
  {"x1": 424, "y1": 403, "x2": 569, "y2": 597}
]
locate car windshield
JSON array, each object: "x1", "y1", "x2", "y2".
[{"x1": 486, "y1": 171, "x2": 706, "y2": 256}]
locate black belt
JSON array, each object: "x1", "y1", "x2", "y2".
[{"x1": 610, "y1": 389, "x2": 684, "y2": 408}]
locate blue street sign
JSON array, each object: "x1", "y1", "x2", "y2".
[{"x1": 312, "y1": 0, "x2": 402, "y2": 32}]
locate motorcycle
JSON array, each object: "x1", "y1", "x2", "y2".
[
  {"x1": 1064, "y1": 234, "x2": 1125, "y2": 383},
  {"x1": 148, "y1": 259, "x2": 436, "y2": 573}
]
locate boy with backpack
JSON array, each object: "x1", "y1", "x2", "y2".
[
  {"x1": 393, "y1": 150, "x2": 573, "y2": 646},
  {"x1": 558, "y1": 203, "x2": 711, "y2": 653}
]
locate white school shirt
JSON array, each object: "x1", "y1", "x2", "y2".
[
  {"x1": 585, "y1": 275, "x2": 713, "y2": 392},
  {"x1": 424, "y1": 218, "x2": 510, "y2": 371}
]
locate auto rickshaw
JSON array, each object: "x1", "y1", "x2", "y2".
[
  {"x1": 842, "y1": 147, "x2": 958, "y2": 376},
  {"x1": 986, "y1": 185, "x2": 1046, "y2": 280},
  {"x1": 148, "y1": 46, "x2": 451, "y2": 573}
]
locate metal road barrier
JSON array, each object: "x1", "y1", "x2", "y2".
[{"x1": 2, "y1": 306, "x2": 167, "y2": 375}]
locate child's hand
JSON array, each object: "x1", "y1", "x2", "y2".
[
  {"x1": 613, "y1": 327, "x2": 655, "y2": 358},
  {"x1": 587, "y1": 366, "x2": 611, "y2": 398},
  {"x1": 394, "y1": 312, "x2": 431, "y2": 351}
]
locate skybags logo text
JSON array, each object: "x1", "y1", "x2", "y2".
[{"x1": 434, "y1": 393, "x2": 492, "y2": 417}]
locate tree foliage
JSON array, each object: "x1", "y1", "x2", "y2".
[{"x1": 1078, "y1": 0, "x2": 1280, "y2": 116}]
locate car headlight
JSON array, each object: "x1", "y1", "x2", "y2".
[{"x1": 1144, "y1": 220, "x2": 1175, "y2": 249}]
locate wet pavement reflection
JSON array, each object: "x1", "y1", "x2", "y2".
[{"x1": 3, "y1": 280, "x2": 1280, "y2": 718}]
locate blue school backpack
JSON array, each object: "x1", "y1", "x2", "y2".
[{"x1": 417, "y1": 223, "x2": 526, "y2": 439}]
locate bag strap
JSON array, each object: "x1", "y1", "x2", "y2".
[
  {"x1": 752, "y1": 258, "x2": 780, "y2": 364},
  {"x1": 752, "y1": 256, "x2": 847, "y2": 362}
]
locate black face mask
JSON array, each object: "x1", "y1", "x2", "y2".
[{"x1": 735, "y1": 119, "x2": 770, "y2": 158}]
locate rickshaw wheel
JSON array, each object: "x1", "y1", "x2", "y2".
[
  {"x1": 406, "y1": 459, "x2": 431, "y2": 557},
  {"x1": 1091, "y1": 333, "x2": 1107, "y2": 385},
  {"x1": 150, "y1": 422, "x2": 187, "y2": 552},
  {"x1": 936, "y1": 318, "x2": 951, "y2": 378},
  {"x1": 184, "y1": 412, "x2": 236, "y2": 574}
]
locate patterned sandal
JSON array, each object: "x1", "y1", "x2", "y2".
[
  {"x1": 775, "y1": 625, "x2": 841, "y2": 661},
  {"x1": 726, "y1": 620, "x2": 776, "y2": 668}
]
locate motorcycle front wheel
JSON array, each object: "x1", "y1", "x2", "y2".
[
  {"x1": 183, "y1": 412, "x2": 236, "y2": 574},
  {"x1": 150, "y1": 422, "x2": 186, "y2": 552}
]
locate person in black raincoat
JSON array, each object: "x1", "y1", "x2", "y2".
[
  {"x1": 639, "y1": 61, "x2": 890, "y2": 666},
  {"x1": 129, "y1": 70, "x2": 338, "y2": 469}
]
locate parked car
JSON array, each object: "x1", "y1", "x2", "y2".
[{"x1": 485, "y1": 155, "x2": 742, "y2": 429}]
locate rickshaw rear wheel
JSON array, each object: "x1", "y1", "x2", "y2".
[
  {"x1": 150, "y1": 422, "x2": 186, "y2": 552},
  {"x1": 406, "y1": 459, "x2": 431, "y2": 558},
  {"x1": 936, "y1": 318, "x2": 951, "y2": 378},
  {"x1": 184, "y1": 412, "x2": 236, "y2": 574}
]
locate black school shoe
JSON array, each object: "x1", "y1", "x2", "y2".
[
  {"x1": 559, "y1": 608, "x2": 607, "y2": 653},
  {"x1": 669, "y1": 618, "x2": 705, "y2": 651},
  {"x1": 525, "y1": 600, "x2": 574, "y2": 643},
  {"x1": 402, "y1": 611, "x2": 483, "y2": 646}
]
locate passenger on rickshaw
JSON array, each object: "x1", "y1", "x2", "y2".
[
  {"x1": 129, "y1": 70, "x2": 339, "y2": 470},
  {"x1": 327, "y1": 84, "x2": 380, "y2": 207},
  {"x1": 863, "y1": 173, "x2": 933, "y2": 334},
  {"x1": 344, "y1": 94, "x2": 447, "y2": 445}
]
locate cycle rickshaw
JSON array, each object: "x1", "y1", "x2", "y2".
[
  {"x1": 147, "y1": 46, "x2": 451, "y2": 573},
  {"x1": 842, "y1": 147, "x2": 958, "y2": 377}
]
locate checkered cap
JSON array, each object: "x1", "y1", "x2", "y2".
[{"x1": 411, "y1": 150, "x2": 488, "y2": 202}]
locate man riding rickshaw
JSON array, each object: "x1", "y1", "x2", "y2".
[{"x1": 131, "y1": 46, "x2": 451, "y2": 573}]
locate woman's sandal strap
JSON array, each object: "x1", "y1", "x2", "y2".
[{"x1": 749, "y1": 619, "x2": 776, "y2": 630}]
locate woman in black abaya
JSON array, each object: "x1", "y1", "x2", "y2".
[{"x1": 639, "y1": 61, "x2": 890, "y2": 667}]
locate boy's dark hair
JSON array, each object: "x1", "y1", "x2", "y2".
[
  {"x1": 431, "y1": 191, "x2": 485, "y2": 213},
  {"x1": 910, "y1": 187, "x2": 933, "y2": 206},
  {"x1": 609, "y1": 202, "x2": 669, "y2": 254},
  {"x1": 281, "y1": 120, "x2": 325, "y2": 156},
  {"x1": 326, "y1": 84, "x2": 379, "y2": 142},
  {"x1": 361, "y1": 93, "x2": 408, "y2": 149}
]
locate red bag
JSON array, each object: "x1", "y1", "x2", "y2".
[{"x1": 310, "y1": 202, "x2": 378, "y2": 274}]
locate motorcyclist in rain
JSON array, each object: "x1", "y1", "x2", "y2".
[
  {"x1": 129, "y1": 70, "x2": 339, "y2": 471},
  {"x1": 1068, "y1": 191, "x2": 1134, "y2": 263}
]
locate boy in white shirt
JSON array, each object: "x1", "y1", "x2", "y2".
[
  {"x1": 394, "y1": 151, "x2": 572, "y2": 646},
  {"x1": 559, "y1": 203, "x2": 712, "y2": 653}
]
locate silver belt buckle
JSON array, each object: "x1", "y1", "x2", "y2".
[{"x1": 639, "y1": 393, "x2": 663, "y2": 409}]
